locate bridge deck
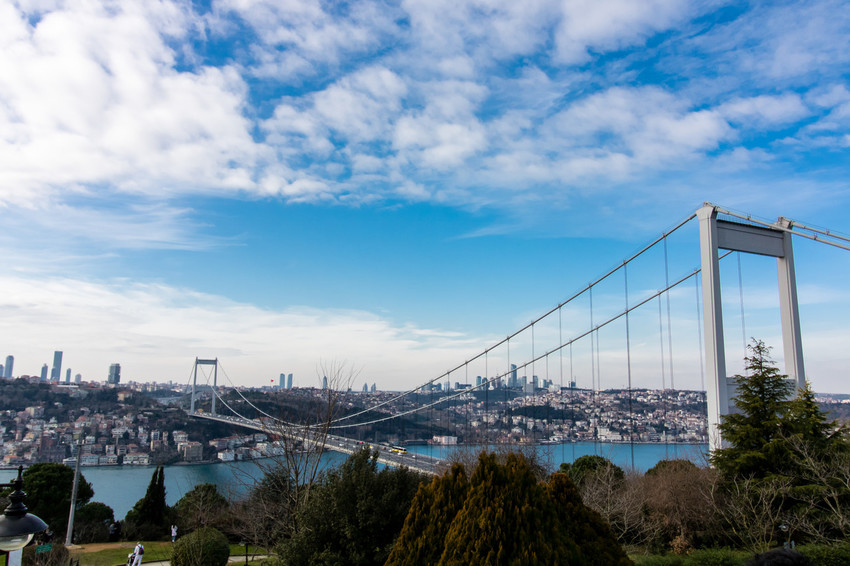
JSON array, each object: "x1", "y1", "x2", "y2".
[{"x1": 190, "y1": 412, "x2": 440, "y2": 475}]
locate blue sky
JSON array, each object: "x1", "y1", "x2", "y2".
[{"x1": 1, "y1": 0, "x2": 849, "y2": 392}]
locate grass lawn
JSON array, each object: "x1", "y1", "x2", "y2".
[
  {"x1": 69, "y1": 542, "x2": 172, "y2": 566},
  {"x1": 68, "y1": 541, "x2": 271, "y2": 566}
]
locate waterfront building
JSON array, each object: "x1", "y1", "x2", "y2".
[
  {"x1": 123, "y1": 453, "x2": 150, "y2": 465},
  {"x1": 180, "y1": 441, "x2": 203, "y2": 462},
  {"x1": 3, "y1": 355, "x2": 12, "y2": 378},
  {"x1": 51, "y1": 351, "x2": 63, "y2": 381}
]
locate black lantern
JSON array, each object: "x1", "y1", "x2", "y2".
[{"x1": 0, "y1": 466, "x2": 48, "y2": 552}]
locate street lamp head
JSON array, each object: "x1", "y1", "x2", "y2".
[{"x1": 0, "y1": 466, "x2": 48, "y2": 552}]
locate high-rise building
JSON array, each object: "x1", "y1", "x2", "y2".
[
  {"x1": 3, "y1": 355, "x2": 13, "y2": 378},
  {"x1": 370, "y1": 383, "x2": 377, "y2": 393},
  {"x1": 40, "y1": 364, "x2": 48, "y2": 381},
  {"x1": 107, "y1": 363, "x2": 121, "y2": 385},
  {"x1": 476, "y1": 375, "x2": 482, "y2": 387},
  {"x1": 510, "y1": 364, "x2": 518, "y2": 388},
  {"x1": 279, "y1": 373, "x2": 285, "y2": 388},
  {"x1": 75, "y1": 373, "x2": 82, "y2": 384},
  {"x1": 322, "y1": 375, "x2": 328, "y2": 390},
  {"x1": 0, "y1": 365, "x2": 4, "y2": 377},
  {"x1": 362, "y1": 382, "x2": 368, "y2": 392},
  {"x1": 287, "y1": 373, "x2": 293, "y2": 389},
  {"x1": 65, "y1": 368, "x2": 72, "y2": 383},
  {"x1": 51, "y1": 351, "x2": 63, "y2": 381}
]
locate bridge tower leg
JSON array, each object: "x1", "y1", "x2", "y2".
[
  {"x1": 212, "y1": 358, "x2": 218, "y2": 416},
  {"x1": 698, "y1": 204, "x2": 805, "y2": 454},
  {"x1": 192, "y1": 358, "x2": 220, "y2": 416},
  {"x1": 191, "y1": 358, "x2": 198, "y2": 414}
]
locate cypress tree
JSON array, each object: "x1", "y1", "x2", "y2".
[
  {"x1": 386, "y1": 463, "x2": 469, "y2": 566},
  {"x1": 387, "y1": 452, "x2": 632, "y2": 566}
]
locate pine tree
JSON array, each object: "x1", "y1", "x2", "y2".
[{"x1": 711, "y1": 340, "x2": 795, "y2": 479}]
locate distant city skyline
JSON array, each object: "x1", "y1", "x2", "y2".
[{"x1": 1, "y1": 1, "x2": 849, "y2": 393}]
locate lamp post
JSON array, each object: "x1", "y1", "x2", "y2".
[{"x1": 0, "y1": 466, "x2": 48, "y2": 564}]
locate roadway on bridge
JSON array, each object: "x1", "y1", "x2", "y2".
[{"x1": 191, "y1": 412, "x2": 441, "y2": 475}]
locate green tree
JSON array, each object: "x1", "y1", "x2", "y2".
[
  {"x1": 174, "y1": 483, "x2": 228, "y2": 533},
  {"x1": 711, "y1": 340, "x2": 796, "y2": 479},
  {"x1": 18, "y1": 463, "x2": 94, "y2": 537},
  {"x1": 277, "y1": 447, "x2": 424, "y2": 566},
  {"x1": 386, "y1": 463, "x2": 469, "y2": 565},
  {"x1": 559, "y1": 455, "x2": 625, "y2": 487},
  {"x1": 171, "y1": 526, "x2": 230, "y2": 566},
  {"x1": 74, "y1": 501, "x2": 115, "y2": 543},
  {"x1": 125, "y1": 466, "x2": 171, "y2": 540},
  {"x1": 387, "y1": 452, "x2": 632, "y2": 566}
]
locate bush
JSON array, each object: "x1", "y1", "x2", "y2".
[
  {"x1": 630, "y1": 554, "x2": 685, "y2": 566},
  {"x1": 798, "y1": 543, "x2": 850, "y2": 566},
  {"x1": 683, "y1": 548, "x2": 748, "y2": 565},
  {"x1": 22, "y1": 542, "x2": 69, "y2": 566},
  {"x1": 171, "y1": 526, "x2": 230, "y2": 566}
]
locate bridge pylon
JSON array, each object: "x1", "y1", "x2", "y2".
[
  {"x1": 191, "y1": 357, "x2": 219, "y2": 416},
  {"x1": 698, "y1": 204, "x2": 805, "y2": 453}
]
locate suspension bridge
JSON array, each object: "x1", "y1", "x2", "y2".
[{"x1": 185, "y1": 203, "x2": 850, "y2": 474}]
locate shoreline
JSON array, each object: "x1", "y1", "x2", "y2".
[{"x1": 0, "y1": 440, "x2": 708, "y2": 470}]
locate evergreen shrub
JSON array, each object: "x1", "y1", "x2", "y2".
[
  {"x1": 630, "y1": 554, "x2": 685, "y2": 566},
  {"x1": 171, "y1": 526, "x2": 230, "y2": 566},
  {"x1": 683, "y1": 548, "x2": 747, "y2": 565},
  {"x1": 798, "y1": 543, "x2": 850, "y2": 566}
]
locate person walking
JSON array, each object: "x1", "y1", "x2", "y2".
[
  {"x1": 171, "y1": 525, "x2": 178, "y2": 542},
  {"x1": 132, "y1": 542, "x2": 144, "y2": 565}
]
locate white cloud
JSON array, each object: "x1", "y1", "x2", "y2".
[
  {"x1": 0, "y1": 0, "x2": 264, "y2": 206},
  {"x1": 720, "y1": 93, "x2": 810, "y2": 127},
  {"x1": 0, "y1": 274, "x2": 484, "y2": 388},
  {"x1": 553, "y1": 0, "x2": 691, "y2": 64},
  {"x1": 216, "y1": 0, "x2": 402, "y2": 78}
]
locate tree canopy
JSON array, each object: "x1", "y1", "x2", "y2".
[
  {"x1": 711, "y1": 339, "x2": 844, "y2": 480},
  {"x1": 276, "y1": 447, "x2": 425, "y2": 566},
  {"x1": 174, "y1": 483, "x2": 228, "y2": 533},
  {"x1": 386, "y1": 452, "x2": 632, "y2": 566},
  {"x1": 125, "y1": 466, "x2": 172, "y2": 540},
  {"x1": 19, "y1": 463, "x2": 94, "y2": 537}
]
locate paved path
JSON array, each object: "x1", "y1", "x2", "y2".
[
  {"x1": 147, "y1": 558, "x2": 267, "y2": 565},
  {"x1": 125, "y1": 556, "x2": 268, "y2": 565}
]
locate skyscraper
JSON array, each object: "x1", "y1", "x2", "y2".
[
  {"x1": 3, "y1": 355, "x2": 12, "y2": 378},
  {"x1": 51, "y1": 351, "x2": 63, "y2": 381},
  {"x1": 40, "y1": 364, "x2": 48, "y2": 381},
  {"x1": 287, "y1": 373, "x2": 293, "y2": 389},
  {"x1": 65, "y1": 368, "x2": 72, "y2": 383},
  {"x1": 322, "y1": 375, "x2": 328, "y2": 390},
  {"x1": 75, "y1": 373, "x2": 82, "y2": 384},
  {"x1": 279, "y1": 373, "x2": 285, "y2": 388},
  {"x1": 107, "y1": 363, "x2": 121, "y2": 385}
]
